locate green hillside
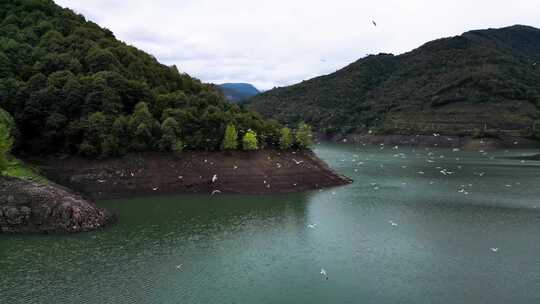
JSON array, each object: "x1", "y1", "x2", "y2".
[
  {"x1": 248, "y1": 25, "x2": 540, "y2": 137},
  {"x1": 0, "y1": 0, "x2": 283, "y2": 156}
]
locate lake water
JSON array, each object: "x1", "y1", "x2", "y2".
[{"x1": 2, "y1": 143, "x2": 540, "y2": 303}]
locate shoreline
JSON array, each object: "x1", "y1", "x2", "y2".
[
  {"x1": 320, "y1": 133, "x2": 540, "y2": 150},
  {"x1": 35, "y1": 149, "x2": 352, "y2": 200}
]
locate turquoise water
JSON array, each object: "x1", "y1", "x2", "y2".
[{"x1": 2, "y1": 143, "x2": 540, "y2": 303}]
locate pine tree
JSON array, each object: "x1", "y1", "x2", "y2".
[
  {"x1": 279, "y1": 127, "x2": 293, "y2": 150},
  {"x1": 295, "y1": 122, "x2": 313, "y2": 148},
  {"x1": 242, "y1": 129, "x2": 258, "y2": 150},
  {"x1": 222, "y1": 123, "x2": 238, "y2": 150}
]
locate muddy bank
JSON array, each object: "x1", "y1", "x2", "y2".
[
  {"x1": 0, "y1": 176, "x2": 113, "y2": 233},
  {"x1": 324, "y1": 133, "x2": 540, "y2": 150},
  {"x1": 37, "y1": 150, "x2": 352, "y2": 200}
]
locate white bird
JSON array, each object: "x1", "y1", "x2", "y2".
[
  {"x1": 212, "y1": 174, "x2": 218, "y2": 183},
  {"x1": 176, "y1": 264, "x2": 183, "y2": 270},
  {"x1": 389, "y1": 220, "x2": 398, "y2": 227},
  {"x1": 491, "y1": 247, "x2": 499, "y2": 252},
  {"x1": 152, "y1": 187, "x2": 159, "y2": 191},
  {"x1": 292, "y1": 159, "x2": 304, "y2": 165},
  {"x1": 211, "y1": 190, "x2": 222, "y2": 195},
  {"x1": 307, "y1": 224, "x2": 317, "y2": 229},
  {"x1": 320, "y1": 268, "x2": 328, "y2": 279}
]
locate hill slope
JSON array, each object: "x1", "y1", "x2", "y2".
[
  {"x1": 0, "y1": 0, "x2": 280, "y2": 156},
  {"x1": 218, "y1": 83, "x2": 260, "y2": 103},
  {"x1": 248, "y1": 25, "x2": 540, "y2": 137}
]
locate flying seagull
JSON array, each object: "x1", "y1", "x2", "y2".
[
  {"x1": 320, "y1": 268, "x2": 328, "y2": 279},
  {"x1": 372, "y1": 20, "x2": 377, "y2": 26}
]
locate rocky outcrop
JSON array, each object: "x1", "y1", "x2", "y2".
[
  {"x1": 0, "y1": 176, "x2": 113, "y2": 233},
  {"x1": 37, "y1": 150, "x2": 352, "y2": 200}
]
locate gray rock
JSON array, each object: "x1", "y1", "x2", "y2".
[{"x1": 0, "y1": 176, "x2": 113, "y2": 233}]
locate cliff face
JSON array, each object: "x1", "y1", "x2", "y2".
[
  {"x1": 0, "y1": 176, "x2": 113, "y2": 233},
  {"x1": 38, "y1": 150, "x2": 352, "y2": 200}
]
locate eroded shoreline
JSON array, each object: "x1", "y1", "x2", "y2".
[{"x1": 36, "y1": 150, "x2": 352, "y2": 200}]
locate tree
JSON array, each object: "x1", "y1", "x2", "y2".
[
  {"x1": 295, "y1": 122, "x2": 313, "y2": 148},
  {"x1": 222, "y1": 123, "x2": 238, "y2": 150},
  {"x1": 279, "y1": 127, "x2": 293, "y2": 150},
  {"x1": 0, "y1": 122, "x2": 13, "y2": 173},
  {"x1": 0, "y1": 0, "x2": 285, "y2": 156},
  {"x1": 160, "y1": 117, "x2": 181, "y2": 151},
  {"x1": 242, "y1": 129, "x2": 258, "y2": 150},
  {"x1": 132, "y1": 123, "x2": 152, "y2": 151},
  {"x1": 172, "y1": 139, "x2": 184, "y2": 155}
]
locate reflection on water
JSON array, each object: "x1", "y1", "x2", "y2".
[{"x1": 2, "y1": 143, "x2": 540, "y2": 303}]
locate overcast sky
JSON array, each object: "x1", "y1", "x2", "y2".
[{"x1": 54, "y1": 0, "x2": 540, "y2": 90}]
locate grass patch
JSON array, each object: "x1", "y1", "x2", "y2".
[{"x1": 3, "y1": 157, "x2": 50, "y2": 184}]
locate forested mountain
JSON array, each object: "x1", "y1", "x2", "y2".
[
  {"x1": 248, "y1": 25, "x2": 540, "y2": 137},
  {"x1": 218, "y1": 83, "x2": 260, "y2": 103},
  {"x1": 0, "y1": 0, "x2": 284, "y2": 156}
]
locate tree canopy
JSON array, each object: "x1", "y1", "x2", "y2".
[
  {"x1": 242, "y1": 129, "x2": 258, "y2": 150},
  {"x1": 222, "y1": 123, "x2": 238, "y2": 150},
  {"x1": 0, "y1": 122, "x2": 13, "y2": 173},
  {"x1": 295, "y1": 122, "x2": 313, "y2": 148},
  {"x1": 0, "y1": 0, "x2": 291, "y2": 156},
  {"x1": 279, "y1": 127, "x2": 293, "y2": 150}
]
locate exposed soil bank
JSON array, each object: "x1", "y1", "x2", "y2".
[
  {"x1": 37, "y1": 150, "x2": 352, "y2": 200},
  {"x1": 0, "y1": 176, "x2": 113, "y2": 233},
  {"x1": 323, "y1": 133, "x2": 540, "y2": 150}
]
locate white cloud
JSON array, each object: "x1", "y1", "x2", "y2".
[{"x1": 55, "y1": 0, "x2": 540, "y2": 90}]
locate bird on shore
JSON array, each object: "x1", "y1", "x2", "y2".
[
  {"x1": 320, "y1": 268, "x2": 328, "y2": 279},
  {"x1": 212, "y1": 174, "x2": 218, "y2": 183}
]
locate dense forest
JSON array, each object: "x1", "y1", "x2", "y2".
[
  {"x1": 0, "y1": 0, "x2": 312, "y2": 158},
  {"x1": 248, "y1": 25, "x2": 540, "y2": 137}
]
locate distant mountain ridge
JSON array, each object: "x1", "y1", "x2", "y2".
[
  {"x1": 248, "y1": 25, "x2": 540, "y2": 138},
  {"x1": 218, "y1": 83, "x2": 260, "y2": 103}
]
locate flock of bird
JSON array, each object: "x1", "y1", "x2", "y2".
[
  {"x1": 172, "y1": 137, "x2": 526, "y2": 278},
  {"x1": 305, "y1": 135, "x2": 533, "y2": 280}
]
